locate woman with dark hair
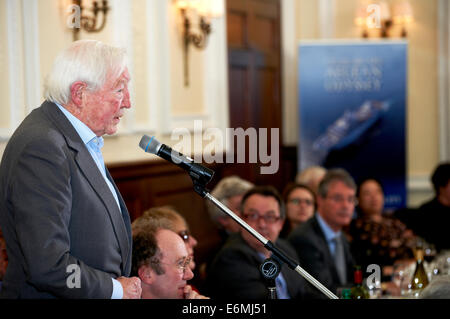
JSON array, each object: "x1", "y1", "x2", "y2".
[
  {"x1": 280, "y1": 183, "x2": 316, "y2": 238},
  {"x1": 347, "y1": 178, "x2": 417, "y2": 269}
]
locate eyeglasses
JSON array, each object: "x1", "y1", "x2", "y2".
[
  {"x1": 176, "y1": 256, "x2": 192, "y2": 274},
  {"x1": 160, "y1": 256, "x2": 192, "y2": 274},
  {"x1": 243, "y1": 213, "x2": 281, "y2": 224},
  {"x1": 178, "y1": 230, "x2": 190, "y2": 242},
  {"x1": 288, "y1": 198, "x2": 314, "y2": 206},
  {"x1": 326, "y1": 194, "x2": 358, "y2": 205}
]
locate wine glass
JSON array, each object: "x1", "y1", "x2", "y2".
[
  {"x1": 424, "y1": 243, "x2": 437, "y2": 263},
  {"x1": 424, "y1": 243, "x2": 439, "y2": 280},
  {"x1": 391, "y1": 261, "x2": 414, "y2": 297}
]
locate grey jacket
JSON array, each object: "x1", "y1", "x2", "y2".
[{"x1": 0, "y1": 101, "x2": 132, "y2": 298}]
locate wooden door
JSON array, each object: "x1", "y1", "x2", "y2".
[{"x1": 226, "y1": 0, "x2": 284, "y2": 189}]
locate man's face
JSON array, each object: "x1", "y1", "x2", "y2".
[
  {"x1": 150, "y1": 229, "x2": 194, "y2": 299},
  {"x1": 286, "y1": 187, "x2": 315, "y2": 224},
  {"x1": 241, "y1": 194, "x2": 284, "y2": 254},
  {"x1": 172, "y1": 218, "x2": 198, "y2": 270},
  {"x1": 317, "y1": 180, "x2": 356, "y2": 231},
  {"x1": 80, "y1": 68, "x2": 131, "y2": 136}
]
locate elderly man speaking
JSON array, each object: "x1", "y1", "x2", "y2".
[{"x1": 0, "y1": 40, "x2": 141, "y2": 299}]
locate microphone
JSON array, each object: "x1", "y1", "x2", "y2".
[{"x1": 139, "y1": 135, "x2": 214, "y2": 187}]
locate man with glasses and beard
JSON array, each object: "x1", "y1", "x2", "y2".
[
  {"x1": 288, "y1": 168, "x2": 356, "y2": 298},
  {"x1": 205, "y1": 186, "x2": 307, "y2": 299}
]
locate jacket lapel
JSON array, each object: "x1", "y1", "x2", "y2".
[
  {"x1": 342, "y1": 233, "x2": 355, "y2": 280},
  {"x1": 311, "y1": 216, "x2": 341, "y2": 284},
  {"x1": 106, "y1": 168, "x2": 132, "y2": 274},
  {"x1": 74, "y1": 148, "x2": 131, "y2": 274}
]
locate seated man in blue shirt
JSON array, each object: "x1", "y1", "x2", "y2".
[{"x1": 288, "y1": 168, "x2": 356, "y2": 298}]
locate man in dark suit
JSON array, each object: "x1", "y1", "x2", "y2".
[
  {"x1": 0, "y1": 40, "x2": 141, "y2": 298},
  {"x1": 205, "y1": 186, "x2": 307, "y2": 299},
  {"x1": 396, "y1": 162, "x2": 450, "y2": 252},
  {"x1": 289, "y1": 168, "x2": 356, "y2": 298}
]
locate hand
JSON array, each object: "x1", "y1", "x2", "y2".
[
  {"x1": 183, "y1": 285, "x2": 210, "y2": 299},
  {"x1": 117, "y1": 276, "x2": 142, "y2": 299}
]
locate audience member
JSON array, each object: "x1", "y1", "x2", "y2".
[
  {"x1": 396, "y1": 162, "x2": 450, "y2": 252},
  {"x1": 202, "y1": 176, "x2": 254, "y2": 286},
  {"x1": 346, "y1": 178, "x2": 417, "y2": 269},
  {"x1": 295, "y1": 165, "x2": 327, "y2": 196},
  {"x1": 206, "y1": 175, "x2": 254, "y2": 241},
  {"x1": 133, "y1": 206, "x2": 198, "y2": 271},
  {"x1": 206, "y1": 186, "x2": 308, "y2": 299},
  {"x1": 132, "y1": 224, "x2": 208, "y2": 299},
  {"x1": 280, "y1": 183, "x2": 316, "y2": 238},
  {"x1": 288, "y1": 168, "x2": 356, "y2": 298}
]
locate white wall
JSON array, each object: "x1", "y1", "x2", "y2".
[{"x1": 0, "y1": 0, "x2": 228, "y2": 163}]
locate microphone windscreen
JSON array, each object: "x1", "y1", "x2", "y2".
[{"x1": 139, "y1": 135, "x2": 161, "y2": 154}]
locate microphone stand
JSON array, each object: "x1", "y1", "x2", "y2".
[
  {"x1": 191, "y1": 179, "x2": 339, "y2": 300},
  {"x1": 260, "y1": 254, "x2": 281, "y2": 299}
]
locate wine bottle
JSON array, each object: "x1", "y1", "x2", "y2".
[
  {"x1": 409, "y1": 244, "x2": 429, "y2": 296},
  {"x1": 351, "y1": 266, "x2": 370, "y2": 299}
]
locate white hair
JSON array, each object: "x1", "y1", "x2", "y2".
[
  {"x1": 44, "y1": 40, "x2": 128, "y2": 105},
  {"x1": 206, "y1": 176, "x2": 254, "y2": 226}
]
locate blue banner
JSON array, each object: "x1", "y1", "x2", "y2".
[{"x1": 298, "y1": 40, "x2": 407, "y2": 209}]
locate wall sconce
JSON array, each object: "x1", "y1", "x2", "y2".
[
  {"x1": 175, "y1": 0, "x2": 223, "y2": 87},
  {"x1": 69, "y1": 0, "x2": 110, "y2": 41},
  {"x1": 392, "y1": 1, "x2": 414, "y2": 37},
  {"x1": 355, "y1": 1, "x2": 413, "y2": 38}
]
